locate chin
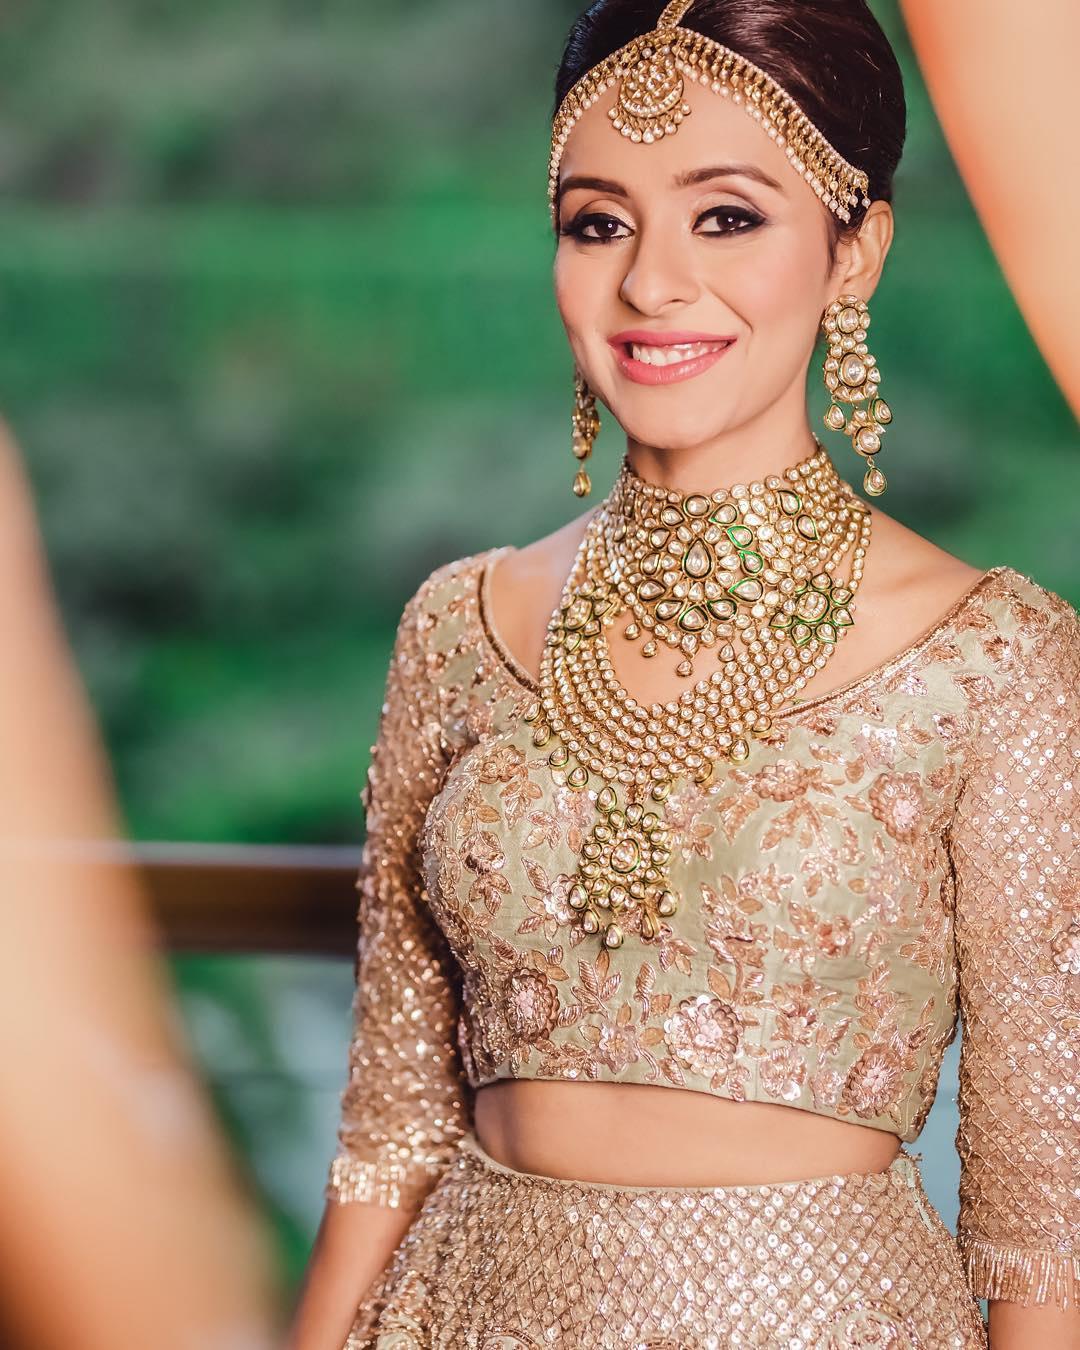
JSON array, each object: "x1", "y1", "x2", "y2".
[{"x1": 614, "y1": 404, "x2": 738, "y2": 453}]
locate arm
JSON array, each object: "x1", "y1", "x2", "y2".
[
  {"x1": 0, "y1": 427, "x2": 281, "y2": 1350},
  {"x1": 287, "y1": 579, "x2": 470, "y2": 1350},
  {"x1": 899, "y1": 0, "x2": 1080, "y2": 419},
  {"x1": 950, "y1": 595, "x2": 1080, "y2": 1348}
]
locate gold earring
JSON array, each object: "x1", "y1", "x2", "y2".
[
  {"x1": 571, "y1": 367, "x2": 600, "y2": 497},
  {"x1": 820, "y1": 294, "x2": 892, "y2": 497}
]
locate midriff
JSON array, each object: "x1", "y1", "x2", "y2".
[{"x1": 473, "y1": 1080, "x2": 901, "y2": 1187}]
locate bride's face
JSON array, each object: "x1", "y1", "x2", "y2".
[{"x1": 553, "y1": 77, "x2": 858, "y2": 450}]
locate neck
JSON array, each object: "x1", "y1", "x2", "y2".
[{"x1": 624, "y1": 400, "x2": 825, "y2": 495}]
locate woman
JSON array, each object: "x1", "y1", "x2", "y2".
[{"x1": 290, "y1": 2, "x2": 1079, "y2": 1346}]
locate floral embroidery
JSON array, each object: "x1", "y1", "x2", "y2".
[
  {"x1": 477, "y1": 742, "x2": 526, "y2": 783},
  {"x1": 505, "y1": 969, "x2": 561, "y2": 1045},
  {"x1": 665, "y1": 994, "x2": 742, "y2": 1082},
  {"x1": 1051, "y1": 916, "x2": 1080, "y2": 977},
  {"x1": 842, "y1": 1044, "x2": 905, "y2": 1118},
  {"x1": 772, "y1": 981, "x2": 821, "y2": 1045},
  {"x1": 868, "y1": 771, "x2": 927, "y2": 842},
  {"x1": 581, "y1": 1016, "x2": 648, "y2": 1074},
  {"x1": 851, "y1": 726, "x2": 902, "y2": 771},
  {"x1": 462, "y1": 828, "x2": 510, "y2": 922},
  {"x1": 811, "y1": 1065, "x2": 844, "y2": 1110},
  {"x1": 760, "y1": 1043, "x2": 807, "y2": 1101},
  {"x1": 517, "y1": 861, "x2": 576, "y2": 940},
  {"x1": 817, "y1": 914, "x2": 854, "y2": 957},
  {"x1": 750, "y1": 758, "x2": 832, "y2": 801},
  {"x1": 476, "y1": 742, "x2": 543, "y2": 828},
  {"x1": 825, "y1": 1301, "x2": 913, "y2": 1348},
  {"x1": 663, "y1": 778, "x2": 718, "y2": 863}
]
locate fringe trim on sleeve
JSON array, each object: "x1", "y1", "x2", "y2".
[
  {"x1": 324, "y1": 1153, "x2": 438, "y2": 1210},
  {"x1": 958, "y1": 1233, "x2": 1080, "y2": 1309}
]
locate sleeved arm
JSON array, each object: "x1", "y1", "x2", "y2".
[
  {"x1": 950, "y1": 596, "x2": 1080, "y2": 1307},
  {"x1": 324, "y1": 581, "x2": 470, "y2": 1208}
]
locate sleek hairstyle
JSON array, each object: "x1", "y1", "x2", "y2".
[{"x1": 554, "y1": 0, "x2": 907, "y2": 266}]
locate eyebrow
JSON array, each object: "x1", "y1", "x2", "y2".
[{"x1": 556, "y1": 162, "x2": 784, "y2": 205}]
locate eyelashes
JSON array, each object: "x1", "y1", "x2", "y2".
[{"x1": 558, "y1": 204, "x2": 765, "y2": 244}]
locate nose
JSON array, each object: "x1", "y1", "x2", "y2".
[{"x1": 618, "y1": 223, "x2": 702, "y2": 316}]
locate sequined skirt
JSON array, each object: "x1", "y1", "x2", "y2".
[{"x1": 345, "y1": 1135, "x2": 988, "y2": 1350}]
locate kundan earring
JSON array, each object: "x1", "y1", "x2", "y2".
[
  {"x1": 571, "y1": 367, "x2": 600, "y2": 497},
  {"x1": 820, "y1": 294, "x2": 892, "y2": 497}
]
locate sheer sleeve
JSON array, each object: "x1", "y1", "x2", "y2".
[
  {"x1": 950, "y1": 590, "x2": 1080, "y2": 1307},
  {"x1": 324, "y1": 579, "x2": 470, "y2": 1209}
]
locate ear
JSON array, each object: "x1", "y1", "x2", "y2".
[{"x1": 830, "y1": 201, "x2": 895, "y2": 298}]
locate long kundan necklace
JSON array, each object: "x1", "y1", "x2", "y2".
[{"x1": 523, "y1": 439, "x2": 871, "y2": 950}]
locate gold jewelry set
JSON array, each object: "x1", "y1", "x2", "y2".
[{"x1": 534, "y1": 1, "x2": 892, "y2": 950}]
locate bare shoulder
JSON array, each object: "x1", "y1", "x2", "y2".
[
  {"x1": 800, "y1": 503, "x2": 987, "y2": 692},
  {"x1": 486, "y1": 507, "x2": 595, "y2": 679},
  {"x1": 490, "y1": 507, "x2": 595, "y2": 606},
  {"x1": 860, "y1": 505, "x2": 984, "y2": 623}
]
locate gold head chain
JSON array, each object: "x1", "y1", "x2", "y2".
[{"x1": 548, "y1": 0, "x2": 871, "y2": 227}]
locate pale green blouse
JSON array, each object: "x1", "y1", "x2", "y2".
[{"x1": 326, "y1": 548, "x2": 1080, "y2": 1308}]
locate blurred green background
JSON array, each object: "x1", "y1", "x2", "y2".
[{"x1": 3, "y1": 0, "x2": 1076, "y2": 1301}]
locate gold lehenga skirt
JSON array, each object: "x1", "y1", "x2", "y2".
[{"x1": 346, "y1": 1135, "x2": 988, "y2": 1350}]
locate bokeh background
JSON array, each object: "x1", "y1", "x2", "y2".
[{"x1": 3, "y1": 0, "x2": 1076, "y2": 1299}]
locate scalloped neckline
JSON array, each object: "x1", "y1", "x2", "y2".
[{"x1": 477, "y1": 543, "x2": 1007, "y2": 720}]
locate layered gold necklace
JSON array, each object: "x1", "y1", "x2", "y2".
[{"x1": 523, "y1": 441, "x2": 870, "y2": 950}]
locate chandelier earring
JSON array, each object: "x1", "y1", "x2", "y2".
[
  {"x1": 821, "y1": 294, "x2": 893, "y2": 497},
  {"x1": 571, "y1": 367, "x2": 600, "y2": 498}
]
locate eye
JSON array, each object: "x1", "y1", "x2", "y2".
[
  {"x1": 558, "y1": 204, "x2": 765, "y2": 245},
  {"x1": 697, "y1": 205, "x2": 765, "y2": 235},
  {"x1": 558, "y1": 212, "x2": 631, "y2": 244}
]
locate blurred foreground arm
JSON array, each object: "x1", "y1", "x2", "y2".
[
  {"x1": 900, "y1": 0, "x2": 1080, "y2": 419},
  {"x1": 0, "y1": 425, "x2": 283, "y2": 1350}
]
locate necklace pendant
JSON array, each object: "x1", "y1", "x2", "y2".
[
  {"x1": 567, "y1": 782, "x2": 678, "y2": 950},
  {"x1": 534, "y1": 445, "x2": 871, "y2": 953},
  {"x1": 769, "y1": 573, "x2": 855, "y2": 648}
]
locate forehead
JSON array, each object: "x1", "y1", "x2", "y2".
[{"x1": 558, "y1": 76, "x2": 794, "y2": 196}]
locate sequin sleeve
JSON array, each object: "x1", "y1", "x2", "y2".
[
  {"x1": 951, "y1": 591, "x2": 1080, "y2": 1307},
  {"x1": 324, "y1": 579, "x2": 469, "y2": 1209}
]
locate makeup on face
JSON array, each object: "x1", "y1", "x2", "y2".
[{"x1": 608, "y1": 329, "x2": 737, "y2": 386}]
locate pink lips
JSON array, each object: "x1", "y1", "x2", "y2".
[{"x1": 608, "y1": 329, "x2": 737, "y2": 386}]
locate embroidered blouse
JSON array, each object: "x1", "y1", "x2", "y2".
[{"x1": 325, "y1": 547, "x2": 1080, "y2": 1308}]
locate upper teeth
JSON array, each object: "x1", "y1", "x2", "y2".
[{"x1": 630, "y1": 341, "x2": 727, "y2": 366}]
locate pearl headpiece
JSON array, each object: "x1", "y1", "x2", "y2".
[{"x1": 549, "y1": 0, "x2": 871, "y2": 226}]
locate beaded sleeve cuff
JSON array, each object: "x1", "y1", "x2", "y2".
[
  {"x1": 958, "y1": 1234, "x2": 1079, "y2": 1310},
  {"x1": 324, "y1": 1151, "x2": 445, "y2": 1210}
]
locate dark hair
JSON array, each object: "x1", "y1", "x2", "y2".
[{"x1": 554, "y1": 0, "x2": 906, "y2": 267}]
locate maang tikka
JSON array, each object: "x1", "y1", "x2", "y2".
[{"x1": 548, "y1": 0, "x2": 871, "y2": 229}]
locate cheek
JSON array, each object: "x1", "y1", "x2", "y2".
[
  {"x1": 553, "y1": 247, "x2": 598, "y2": 334},
  {"x1": 711, "y1": 226, "x2": 826, "y2": 327}
]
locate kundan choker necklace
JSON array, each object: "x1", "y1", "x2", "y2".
[{"x1": 523, "y1": 439, "x2": 870, "y2": 950}]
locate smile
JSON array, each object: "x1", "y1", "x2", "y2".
[{"x1": 607, "y1": 331, "x2": 737, "y2": 386}]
